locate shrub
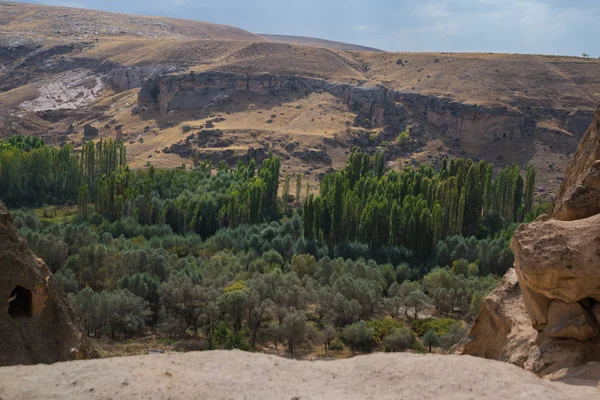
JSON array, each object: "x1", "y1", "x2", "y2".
[
  {"x1": 342, "y1": 321, "x2": 375, "y2": 353},
  {"x1": 411, "y1": 318, "x2": 459, "y2": 337},
  {"x1": 439, "y1": 322, "x2": 467, "y2": 350},
  {"x1": 397, "y1": 130, "x2": 410, "y2": 145},
  {"x1": 366, "y1": 317, "x2": 404, "y2": 343},
  {"x1": 383, "y1": 327, "x2": 415, "y2": 352},
  {"x1": 329, "y1": 337, "x2": 345, "y2": 351},
  {"x1": 422, "y1": 329, "x2": 440, "y2": 352}
]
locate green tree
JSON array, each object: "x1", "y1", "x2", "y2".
[
  {"x1": 342, "y1": 321, "x2": 374, "y2": 353},
  {"x1": 280, "y1": 311, "x2": 307, "y2": 358},
  {"x1": 422, "y1": 329, "x2": 439, "y2": 352},
  {"x1": 383, "y1": 327, "x2": 414, "y2": 352}
]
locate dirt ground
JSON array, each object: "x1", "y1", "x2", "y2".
[{"x1": 0, "y1": 351, "x2": 597, "y2": 400}]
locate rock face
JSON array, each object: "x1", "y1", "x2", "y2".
[
  {"x1": 456, "y1": 269, "x2": 538, "y2": 364},
  {"x1": 138, "y1": 71, "x2": 592, "y2": 153},
  {"x1": 554, "y1": 106, "x2": 600, "y2": 221},
  {"x1": 511, "y1": 214, "x2": 600, "y2": 336},
  {"x1": 457, "y1": 106, "x2": 600, "y2": 377},
  {"x1": 511, "y1": 107, "x2": 600, "y2": 341},
  {"x1": 0, "y1": 202, "x2": 97, "y2": 366}
]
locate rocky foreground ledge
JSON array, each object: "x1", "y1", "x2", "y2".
[{"x1": 0, "y1": 350, "x2": 596, "y2": 400}]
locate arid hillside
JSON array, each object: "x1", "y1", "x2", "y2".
[
  {"x1": 259, "y1": 34, "x2": 383, "y2": 52},
  {"x1": 1, "y1": 1, "x2": 600, "y2": 196},
  {"x1": 0, "y1": 1, "x2": 263, "y2": 41}
]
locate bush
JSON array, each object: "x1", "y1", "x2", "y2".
[
  {"x1": 439, "y1": 322, "x2": 467, "y2": 350},
  {"x1": 329, "y1": 337, "x2": 345, "y2": 351},
  {"x1": 342, "y1": 321, "x2": 375, "y2": 353},
  {"x1": 397, "y1": 130, "x2": 410, "y2": 145},
  {"x1": 422, "y1": 329, "x2": 440, "y2": 352},
  {"x1": 411, "y1": 318, "x2": 460, "y2": 337},
  {"x1": 383, "y1": 327, "x2": 415, "y2": 352},
  {"x1": 366, "y1": 317, "x2": 404, "y2": 343}
]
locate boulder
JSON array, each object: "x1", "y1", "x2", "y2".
[
  {"x1": 455, "y1": 269, "x2": 600, "y2": 376},
  {"x1": 0, "y1": 202, "x2": 97, "y2": 366},
  {"x1": 544, "y1": 301, "x2": 598, "y2": 341},
  {"x1": 511, "y1": 213, "x2": 600, "y2": 331}
]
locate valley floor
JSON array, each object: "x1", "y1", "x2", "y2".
[{"x1": 0, "y1": 351, "x2": 596, "y2": 400}]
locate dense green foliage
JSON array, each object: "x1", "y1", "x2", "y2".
[
  {"x1": 304, "y1": 149, "x2": 535, "y2": 262},
  {"x1": 2, "y1": 139, "x2": 538, "y2": 356}
]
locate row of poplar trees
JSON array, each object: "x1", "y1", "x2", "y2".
[
  {"x1": 0, "y1": 137, "x2": 126, "y2": 207},
  {"x1": 303, "y1": 149, "x2": 536, "y2": 262}
]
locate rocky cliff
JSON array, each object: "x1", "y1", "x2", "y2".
[
  {"x1": 0, "y1": 202, "x2": 97, "y2": 366},
  {"x1": 457, "y1": 107, "x2": 600, "y2": 380},
  {"x1": 138, "y1": 70, "x2": 592, "y2": 158}
]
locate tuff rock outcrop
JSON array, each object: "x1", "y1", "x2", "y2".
[
  {"x1": 512, "y1": 106, "x2": 600, "y2": 341},
  {"x1": 457, "y1": 107, "x2": 600, "y2": 380},
  {"x1": 137, "y1": 71, "x2": 592, "y2": 154},
  {"x1": 0, "y1": 202, "x2": 97, "y2": 366},
  {"x1": 554, "y1": 106, "x2": 600, "y2": 221}
]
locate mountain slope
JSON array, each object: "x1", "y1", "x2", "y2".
[
  {"x1": 260, "y1": 34, "x2": 383, "y2": 52},
  {"x1": 0, "y1": 1, "x2": 264, "y2": 41},
  {"x1": 2, "y1": 2, "x2": 600, "y2": 197}
]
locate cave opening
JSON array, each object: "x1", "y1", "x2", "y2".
[{"x1": 8, "y1": 286, "x2": 32, "y2": 319}]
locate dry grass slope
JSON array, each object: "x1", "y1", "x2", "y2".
[
  {"x1": 0, "y1": 1, "x2": 263, "y2": 41},
  {"x1": 260, "y1": 34, "x2": 383, "y2": 52}
]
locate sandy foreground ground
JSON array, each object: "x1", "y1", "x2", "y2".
[{"x1": 0, "y1": 351, "x2": 597, "y2": 400}]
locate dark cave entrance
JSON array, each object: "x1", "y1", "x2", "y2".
[{"x1": 8, "y1": 286, "x2": 32, "y2": 319}]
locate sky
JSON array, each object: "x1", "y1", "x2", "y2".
[{"x1": 13, "y1": 0, "x2": 600, "y2": 56}]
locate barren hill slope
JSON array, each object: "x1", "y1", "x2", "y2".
[
  {"x1": 260, "y1": 34, "x2": 383, "y2": 52},
  {"x1": 0, "y1": 350, "x2": 596, "y2": 400},
  {"x1": 2, "y1": 2, "x2": 600, "y2": 197},
  {"x1": 0, "y1": 1, "x2": 263, "y2": 41}
]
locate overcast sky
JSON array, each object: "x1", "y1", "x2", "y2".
[{"x1": 14, "y1": 0, "x2": 600, "y2": 56}]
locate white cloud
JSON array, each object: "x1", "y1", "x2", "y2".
[{"x1": 352, "y1": 24, "x2": 370, "y2": 32}]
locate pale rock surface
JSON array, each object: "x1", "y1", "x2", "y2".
[{"x1": 0, "y1": 350, "x2": 597, "y2": 400}]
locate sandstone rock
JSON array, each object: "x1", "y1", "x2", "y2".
[
  {"x1": 511, "y1": 213, "x2": 600, "y2": 327},
  {"x1": 455, "y1": 269, "x2": 538, "y2": 364},
  {"x1": 461, "y1": 107, "x2": 600, "y2": 375},
  {"x1": 456, "y1": 269, "x2": 600, "y2": 376},
  {"x1": 554, "y1": 106, "x2": 600, "y2": 221},
  {"x1": 0, "y1": 202, "x2": 97, "y2": 366},
  {"x1": 543, "y1": 301, "x2": 598, "y2": 341}
]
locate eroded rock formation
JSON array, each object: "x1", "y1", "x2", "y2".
[
  {"x1": 0, "y1": 202, "x2": 97, "y2": 366},
  {"x1": 457, "y1": 107, "x2": 600, "y2": 379},
  {"x1": 554, "y1": 106, "x2": 600, "y2": 221}
]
